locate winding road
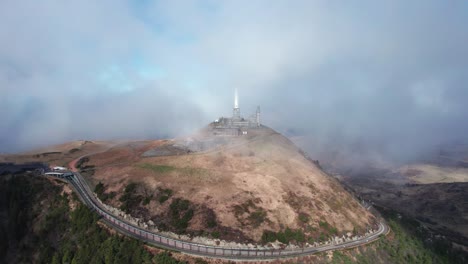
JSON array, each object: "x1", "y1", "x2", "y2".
[{"x1": 58, "y1": 151, "x2": 389, "y2": 260}]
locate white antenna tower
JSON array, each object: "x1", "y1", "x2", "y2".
[
  {"x1": 234, "y1": 88, "x2": 239, "y2": 109},
  {"x1": 233, "y1": 88, "x2": 240, "y2": 118}
]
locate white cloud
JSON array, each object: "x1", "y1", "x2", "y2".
[{"x1": 0, "y1": 0, "x2": 467, "y2": 163}]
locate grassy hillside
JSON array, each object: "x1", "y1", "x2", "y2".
[
  {"x1": 82, "y1": 128, "x2": 376, "y2": 243},
  {"x1": 400, "y1": 164, "x2": 468, "y2": 184},
  {"x1": 1, "y1": 175, "x2": 466, "y2": 263}
]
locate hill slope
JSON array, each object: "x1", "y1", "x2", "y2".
[
  {"x1": 79, "y1": 126, "x2": 376, "y2": 243},
  {"x1": 2, "y1": 174, "x2": 463, "y2": 263}
]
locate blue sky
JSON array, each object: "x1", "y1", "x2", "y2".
[{"x1": 1, "y1": 0, "x2": 468, "y2": 164}]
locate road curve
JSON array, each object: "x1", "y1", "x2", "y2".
[{"x1": 58, "y1": 168, "x2": 389, "y2": 260}]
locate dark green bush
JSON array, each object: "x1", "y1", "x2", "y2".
[
  {"x1": 75, "y1": 157, "x2": 89, "y2": 169},
  {"x1": 169, "y1": 198, "x2": 194, "y2": 233},
  {"x1": 298, "y1": 213, "x2": 309, "y2": 223},
  {"x1": 119, "y1": 182, "x2": 143, "y2": 213},
  {"x1": 157, "y1": 188, "x2": 173, "y2": 204},
  {"x1": 207, "y1": 220, "x2": 217, "y2": 228},
  {"x1": 94, "y1": 181, "x2": 110, "y2": 201},
  {"x1": 143, "y1": 196, "x2": 152, "y2": 205},
  {"x1": 211, "y1": 231, "x2": 220, "y2": 239}
]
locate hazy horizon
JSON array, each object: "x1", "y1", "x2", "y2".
[{"x1": 2, "y1": 1, "x2": 468, "y2": 166}]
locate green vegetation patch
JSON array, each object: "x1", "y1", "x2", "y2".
[
  {"x1": 137, "y1": 163, "x2": 210, "y2": 178},
  {"x1": 331, "y1": 251, "x2": 355, "y2": 264},
  {"x1": 247, "y1": 210, "x2": 267, "y2": 227},
  {"x1": 143, "y1": 196, "x2": 152, "y2": 205},
  {"x1": 261, "y1": 228, "x2": 306, "y2": 244},
  {"x1": 205, "y1": 209, "x2": 218, "y2": 228},
  {"x1": 76, "y1": 157, "x2": 89, "y2": 169},
  {"x1": 319, "y1": 220, "x2": 338, "y2": 235},
  {"x1": 180, "y1": 167, "x2": 210, "y2": 176},
  {"x1": 115, "y1": 182, "x2": 170, "y2": 211},
  {"x1": 137, "y1": 163, "x2": 177, "y2": 173},
  {"x1": 298, "y1": 213, "x2": 309, "y2": 223},
  {"x1": 233, "y1": 199, "x2": 269, "y2": 227},
  {"x1": 77, "y1": 157, "x2": 95, "y2": 176},
  {"x1": 94, "y1": 181, "x2": 116, "y2": 202},
  {"x1": 211, "y1": 231, "x2": 220, "y2": 239},
  {"x1": 169, "y1": 198, "x2": 194, "y2": 233},
  {"x1": 119, "y1": 182, "x2": 144, "y2": 213},
  {"x1": 157, "y1": 187, "x2": 174, "y2": 204}
]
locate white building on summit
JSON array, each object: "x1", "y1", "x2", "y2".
[{"x1": 212, "y1": 89, "x2": 261, "y2": 136}]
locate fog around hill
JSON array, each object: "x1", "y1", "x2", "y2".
[{"x1": 1, "y1": 1, "x2": 468, "y2": 166}]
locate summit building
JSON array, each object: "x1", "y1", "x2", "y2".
[{"x1": 212, "y1": 89, "x2": 261, "y2": 136}]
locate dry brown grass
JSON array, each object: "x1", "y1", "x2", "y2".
[
  {"x1": 84, "y1": 129, "x2": 374, "y2": 242},
  {"x1": 1, "y1": 130, "x2": 376, "y2": 243},
  {"x1": 400, "y1": 164, "x2": 468, "y2": 184},
  {"x1": 0, "y1": 140, "x2": 116, "y2": 167}
]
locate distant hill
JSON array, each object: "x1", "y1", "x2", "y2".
[
  {"x1": 333, "y1": 142, "x2": 468, "y2": 261},
  {"x1": 0, "y1": 140, "x2": 116, "y2": 167}
]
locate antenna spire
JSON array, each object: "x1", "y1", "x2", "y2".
[
  {"x1": 233, "y1": 88, "x2": 240, "y2": 118},
  {"x1": 234, "y1": 88, "x2": 239, "y2": 109}
]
